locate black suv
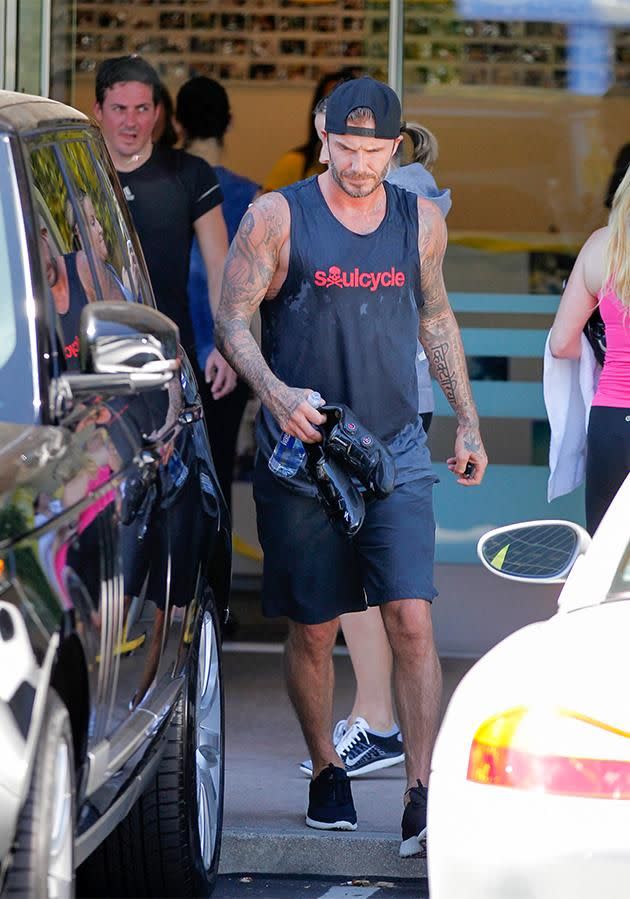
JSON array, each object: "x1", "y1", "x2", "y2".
[{"x1": 0, "y1": 91, "x2": 231, "y2": 897}]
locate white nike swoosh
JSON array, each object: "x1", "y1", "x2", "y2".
[
  {"x1": 197, "y1": 184, "x2": 221, "y2": 202},
  {"x1": 345, "y1": 745, "x2": 373, "y2": 767}
]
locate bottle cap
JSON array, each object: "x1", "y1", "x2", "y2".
[{"x1": 307, "y1": 391, "x2": 323, "y2": 407}]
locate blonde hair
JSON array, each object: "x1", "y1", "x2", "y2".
[
  {"x1": 400, "y1": 122, "x2": 438, "y2": 169},
  {"x1": 605, "y1": 163, "x2": 630, "y2": 308}
]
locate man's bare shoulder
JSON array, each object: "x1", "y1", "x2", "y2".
[
  {"x1": 243, "y1": 190, "x2": 290, "y2": 244},
  {"x1": 416, "y1": 195, "x2": 446, "y2": 227},
  {"x1": 416, "y1": 195, "x2": 447, "y2": 256}
]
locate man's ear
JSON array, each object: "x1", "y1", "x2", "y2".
[
  {"x1": 392, "y1": 135, "x2": 403, "y2": 157},
  {"x1": 93, "y1": 102, "x2": 102, "y2": 123}
]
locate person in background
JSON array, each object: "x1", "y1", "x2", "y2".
[
  {"x1": 550, "y1": 164, "x2": 630, "y2": 534},
  {"x1": 93, "y1": 55, "x2": 235, "y2": 401},
  {"x1": 175, "y1": 75, "x2": 260, "y2": 511},
  {"x1": 66, "y1": 189, "x2": 134, "y2": 301},
  {"x1": 604, "y1": 142, "x2": 630, "y2": 210},
  {"x1": 262, "y1": 67, "x2": 361, "y2": 192},
  {"x1": 153, "y1": 82, "x2": 178, "y2": 149},
  {"x1": 298, "y1": 101, "x2": 452, "y2": 781}
]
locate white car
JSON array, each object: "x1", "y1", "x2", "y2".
[{"x1": 428, "y1": 473, "x2": 630, "y2": 899}]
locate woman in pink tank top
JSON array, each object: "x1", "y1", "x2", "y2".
[{"x1": 550, "y1": 166, "x2": 630, "y2": 534}]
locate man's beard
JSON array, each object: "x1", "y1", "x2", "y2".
[{"x1": 329, "y1": 157, "x2": 389, "y2": 198}]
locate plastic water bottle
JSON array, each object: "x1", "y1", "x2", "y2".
[
  {"x1": 167, "y1": 448, "x2": 189, "y2": 489},
  {"x1": 268, "y1": 391, "x2": 323, "y2": 479}
]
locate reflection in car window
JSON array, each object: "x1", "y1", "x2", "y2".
[
  {"x1": 54, "y1": 140, "x2": 129, "y2": 304},
  {"x1": 87, "y1": 138, "x2": 154, "y2": 306},
  {"x1": 29, "y1": 141, "x2": 100, "y2": 370},
  {"x1": 59, "y1": 139, "x2": 149, "y2": 305}
]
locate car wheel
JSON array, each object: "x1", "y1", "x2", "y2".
[
  {"x1": 4, "y1": 690, "x2": 75, "y2": 898},
  {"x1": 78, "y1": 589, "x2": 225, "y2": 898}
]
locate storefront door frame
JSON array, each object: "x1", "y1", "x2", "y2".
[
  {"x1": 3, "y1": 0, "x2": 50, "y2": 95},
  {"x1": 388, "y1": 0, "x2": 404, "y2": 97}
]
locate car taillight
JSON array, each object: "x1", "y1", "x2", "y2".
[{"x1": 467, "y1": 705, "x2": 630, "y2": 798}]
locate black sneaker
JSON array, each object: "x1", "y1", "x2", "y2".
[
  {"x1": 300, "y1": 717, "x2": 404, "y2": 778},
  {"x1": 400, "y1": 781, "x2": 428, "y2": 858},
  {"x1": 306, "y1": 764, "x2": 357, "y2": 831}
]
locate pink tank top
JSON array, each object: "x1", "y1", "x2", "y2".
[{"x1": 592, "y1": 286, "x2": 630, "y2": 408}]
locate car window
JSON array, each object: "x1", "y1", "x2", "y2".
[
  {"x1": 0, "y1": 178, "x2": 17, "y2": 370},
  {"x1": 54, "y1": 139, "x2": 131, "y2": 305},
  {"x1": 0, "y1": 138, "x2": 35, "y2": 423},
  {"x1": 29, "y1": 139, "x2": 104, "y2": 370},
  {"x1": 84, "y1": 138, "x2": 154, "y2": 306}
]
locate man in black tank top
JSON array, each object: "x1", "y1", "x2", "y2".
[
  {"x1": 216, "y1": 77, "x2": 488, "y2": 851},
  {"x1": 40, "y1": 226, "x2": 93, "y2": 370}
]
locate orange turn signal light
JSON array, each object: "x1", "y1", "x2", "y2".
[{"x1": 468, "y1": 706, "x2": 630, "y2": 799}]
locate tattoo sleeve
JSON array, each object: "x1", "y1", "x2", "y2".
[
  {"x1": 417, "y1": 199, "x2": 481, "y2": 442},
  {"x1": 214, "y1": 194, "x2": 286, "y2": 409}
]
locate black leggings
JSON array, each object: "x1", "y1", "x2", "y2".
[{"x1": 585, "y1": 405, "x2": 630, "y2": 535}]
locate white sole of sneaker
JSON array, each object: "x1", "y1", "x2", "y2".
[
  {"x1": 345, "y1": 752, "x2": 405, "y2": 777},
  {"x1": 300, "y1": 752, "x2": 405, "y2": 779},
  {"x1": 399, "y1": 827, "x2": 427, "y2": 858},
  {"x1": 305, "y1": 816, "x2": 357, "y2": 831}
]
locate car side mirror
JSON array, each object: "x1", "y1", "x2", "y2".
[
  {"x1": 477, "y1": 520, "x2": 591, "y2": 584},
  {"x1": 58, "y1": 302, "x2": 180, "y2": 404}
]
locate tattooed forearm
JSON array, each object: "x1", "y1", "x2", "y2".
[
  {"x1": 431, "y1": 341, "x2": 457, "y2": 406},
  {"x1": 214, "y1": 194, "x2": 293, "y2": 417},
  {"x1": 216, "y1": 317, "x2": 281, "y2": 407},
  {"x1": 417, "y1": 198, "x2": 479, "y2": 431}
]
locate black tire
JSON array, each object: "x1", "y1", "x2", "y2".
[
  {"x1": 78, "y1": 592, "x2": 225, "y2": 898},
  {"x1": 4, "y1": 689, "x2": 76, "y2": 898}
]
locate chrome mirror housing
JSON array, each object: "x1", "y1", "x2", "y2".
[
  {"x1": 81, "y1": 302, "x2": 179, "y2": 377},
  {"x1": 55, "y1": 303, "x2": 180, "y2": 409}
]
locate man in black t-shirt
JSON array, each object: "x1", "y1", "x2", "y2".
[{"x1": 94, "y1": 55, "x2": 236, "y2": 398}]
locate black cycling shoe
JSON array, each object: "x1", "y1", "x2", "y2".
[
  {"x1": 400, "y1": 781, "x2": 428, "y2": 858},
  {"x1": 305, "y1": 443, "x2": 365, "y2": 537},
  {"x1": 319, "y1": 403, "x2": 396, "y2": 499},
  {"x1": 306, "y1": 764, "x2": 357, "y2": 831}
]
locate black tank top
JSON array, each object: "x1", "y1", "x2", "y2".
[
  {"x1": 60, "y1": 253, "x2": 89, "y2": 370},
  {"x1": 258, "y1": 176, "x2": 422, "y2": 460}
]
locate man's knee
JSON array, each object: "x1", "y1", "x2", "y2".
[
  {"x1": 381, "y1": 599, "x2": 435, "y2": 653},
  {"x1": 287, "y1": 618, "x2": 339, "y2": 659}
]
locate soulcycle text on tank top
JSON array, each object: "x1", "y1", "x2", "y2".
[{"x1": 256, "y1": 176, "x2": 432, "y2": 492}]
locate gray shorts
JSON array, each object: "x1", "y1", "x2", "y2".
[{"x1": 253, "y1": 455, "x2": 438, "y2": 624}]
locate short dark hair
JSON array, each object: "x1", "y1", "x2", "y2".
[
  {"x1": 176, "y1": 76, "x2": 231, "y2": 143},
  {"x1": 95, "y1": 55, "x2": 161, "y2": 106}
]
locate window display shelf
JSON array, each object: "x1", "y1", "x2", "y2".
[{"x1": 74, "y1": 0, "x2": 630, "y2": 89}]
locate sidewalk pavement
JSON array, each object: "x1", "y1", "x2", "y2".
[{"x1": 219, "y1": 644, "x2": 475, "y2": 880}]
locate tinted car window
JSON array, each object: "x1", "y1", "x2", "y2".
[
  {"x1": 83, "y1": 137, "x2": 154, "y2": 306},
  {"x1": 56, "y1": 138, "x2": 142, "y2": 304},
  {"x1": 0, "y1": 138, "x2": 38, "y2": 423},
  {"x1": 29, "y1": 139, "x2": 104, "y2": 369}
]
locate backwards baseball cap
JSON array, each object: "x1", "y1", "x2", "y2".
[{"x1": 325, "y1": 76, "x2": 402, "y2": 140}]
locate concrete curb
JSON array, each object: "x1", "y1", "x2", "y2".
[{"x1": 219, "y1": 829, "x2": 427, "y2": 879}]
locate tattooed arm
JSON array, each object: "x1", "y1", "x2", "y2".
[
  {"x1": 417, "y1": 197, "x2": 488, "y2": 485},
  {"x1": 214, "y1": 193, "x2": 325, "y2": 442}
]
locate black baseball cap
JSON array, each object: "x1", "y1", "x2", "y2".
[{"x1": 325, "y1": 77, "x2": 402, "y2": 140}]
